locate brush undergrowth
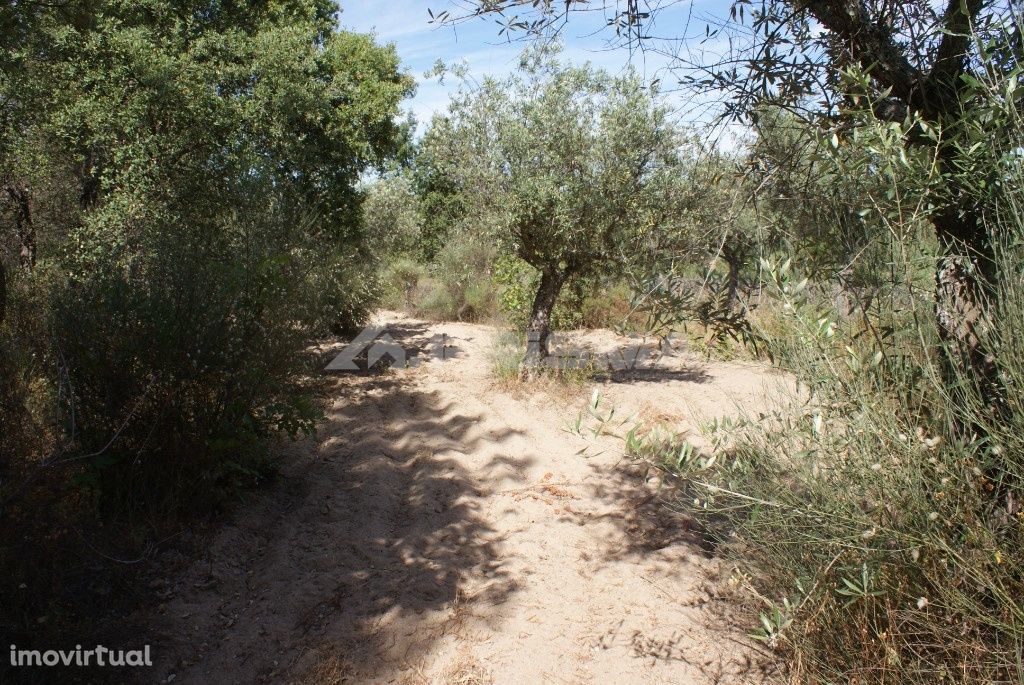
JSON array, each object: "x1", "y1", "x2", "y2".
[{"x1": 618, "y1": 242, "x2": 1024, "y2": 682}]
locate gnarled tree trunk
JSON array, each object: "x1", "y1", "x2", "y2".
[
  {"x1": 0, "y1": 260, "x2": 6, "y2": 327},
  {"x1": 523, "y1": 267, "x2": 566, "y2": 368},
  {"x1": 931, "y1": 203, "x2": 1015, "y2": 516},
  {"x1": 797, "y1": 0, "x2": 998, "y2": 396},
  {"x1": 725, "y1": 255, "x2": 741, "y2": 306},
  {"x1": 932, "y1": 203, "x2": 1001, "y2": 416},
  {"x1": 5, "y1": 183, "x2": 35, "y2": 271},
  {"x1": 721, "y1": 237, "x2": 749, "y2": 308}
]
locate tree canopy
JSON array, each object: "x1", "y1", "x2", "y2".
[
  {"x1": 419, "y1": 47, "x2": 691, "y2": 362},
  {"x1": 0, "y1": 0, "x2": 413, "y2": 505}
]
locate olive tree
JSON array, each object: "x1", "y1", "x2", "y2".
[
  {"x1": 421, "y1": 47, "x2": 688, "y2": 365},
  {"x1": 437, "y1": 0, "x2": 1022, "y2": 400},
  {"x1": 362, "y1": 172, "x2": 425, "y2": 259}
]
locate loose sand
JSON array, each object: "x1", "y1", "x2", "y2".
[{"x1": 148, "y1": 313, "x2": 789, "y2": 684}]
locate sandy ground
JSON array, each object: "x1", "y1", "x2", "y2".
[{"x1": 146, "y1": 313, "x2": 790, "y2": 684}]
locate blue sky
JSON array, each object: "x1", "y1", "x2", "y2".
[{"x1": 337, "y1": 1, "x2": 739, "y2": 134}]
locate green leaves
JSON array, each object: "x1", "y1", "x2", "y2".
[
  {"x1": 835, "y1": 563, "x2": 885, "y2": 609},
  {"x1": 420, "y1": 43, "x2": 686, "y2": 281},
  {"x1": 0, "y1": 0, "x2": 412, "y2": 508}
]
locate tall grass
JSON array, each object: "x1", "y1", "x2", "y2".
[
  {"x1": 634, "y1": 166, "x2": 1024, "y2": 683},
  {"x1": 380, "y1": 233, "x2": 641, "y2": 330},
  {"x1": 604, "y1": 54, "x2": 1024, "y2": 679}
]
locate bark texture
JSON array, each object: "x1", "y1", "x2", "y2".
[
  {"x1": 802, "y1": 0, "x2": 1000, "y2": 410},
  {"x1": 5, "y1": 183, "x2": 35, "y2": 270},
  {"x1": 524, "y1": 268, "x2": 566, "y2": 368}
]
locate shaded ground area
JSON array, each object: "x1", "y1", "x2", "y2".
[{"x1": 144, "y1": 314, "x2": 788, "y2": 684}]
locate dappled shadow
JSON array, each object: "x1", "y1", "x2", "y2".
[
  {"x1": 317, "y1": 320, "x2": 468, "y2": 374},
  {"x1": 139, "y1": 318, "x2": 778, "y2": 683},
  {"x1": 515, "y1": 428, "x2": 776, "y2": 681},
  {"x1": 546, "y1": 335, "x2": 713, "y2": 386},
  {"x1": 548, "y1": 450, "x2": 774, "y2": 681},
  {"x1": 283, "y1": 378, "x2": 528, "y2": 681},
  {"x1": 605, "y1": 364, "x2": 712, "y2": 384},
  {"x1": 593, "y1": 618, "x2": 767, "y2": 681},
  {"x1": 574, "y1": 455, "x2": 716, "y2": 560},
  {"x1": 145, "y1": 342, "x2": 529, "y2": 683}
]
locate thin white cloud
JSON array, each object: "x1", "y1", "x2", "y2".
[
  {"x1": 338, "y1": 0, "x2": 435, "y2": 41},
  {"x1": 340, "y1": 0, "x2": 745, "y2": 137}
]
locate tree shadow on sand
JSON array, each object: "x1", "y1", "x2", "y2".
[
  {"x1": 548, "y1": 439, "x2": 777, "y2": 681},
  {"x1": 314, "y1": 320, "x2": 469, "y2": 374},
  {"x1": 605, "y1": 364, "x2": 711, "y2": 384},
  {"x1": 545, "y1": 335, "x2": 713, "y2": 386},
  {"x1": 147, "y1": 332, "x2": 529, "y2": 683}
]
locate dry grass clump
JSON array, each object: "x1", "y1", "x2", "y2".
[{"x1": 629, "y1": 250, "x2": 1024, "y2": 683}]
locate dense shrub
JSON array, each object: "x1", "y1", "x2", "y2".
[
  {"x1": 0, "y1": 2, "x2": 411, "y2": 660},
  {"x1": 53, "y1": 201, "x2": 346, "y2": 511},
  {"x1": 631, "y1": 131, "x2": 1024, "y2": 684},
  {"x1": 0, "y1": 1, "x2": 411, "y2": 513},
  {"x1": 382, "y1": 232, "x2": 641, "y2": 330},
  {"x1": 421, "y1": 235, "x2": 499, "y2": 321}
]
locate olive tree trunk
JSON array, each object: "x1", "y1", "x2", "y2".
[
  {"x1": 523, "y1": 267, "x2": 566, "y2": 368},
  {"x1": 5, "y1": 183, "x2": 36, "y2": 271},
  {"x1": 726, "y1": 257, "x2": 740, "y2": 306},
  {"x1": 0, "y1": 260, "x2": 5, "y2": 327},
  {"x1": 721, "y1": 238, "x2": 748, "y2": 308},
  {"x1": 932, "y1": 204, "x2": 1001, "y2": 414}
]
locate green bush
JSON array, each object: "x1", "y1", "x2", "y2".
[
  {"x1": 0, "y1": 269, "x2": 50, "y2": 472},
  {"x1": 380, "y1": 257, "x2": 429, "y2": 311},
  {"x1": 489, "y1": 330, "x2": 525, "y2": 383},
  {"x1": 494, "y1": 254, "x2": 537, "y2": 327},
  {"x1": 395, "y1": 234, "x2": 500, "y2": 322},
  {"x1": 52, "y1": 200, "x2": 337, "y2": 512},
  {"x1": 579, "y1": 281, "x2": 639, "y2": 330},
  {"x1": 416, "y1": 279, "x2": 463, "y2": 321},
  {"x1": 0, "y1": 1, "x2": 411, "y2": 517},
  {"x1": 637, "y1": 240, "x2": 1024, "y2": 682}
]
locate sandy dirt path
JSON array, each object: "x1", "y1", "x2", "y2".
[{"x1": 147, "y1": 313, "x2": 787, "y2": 684}]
